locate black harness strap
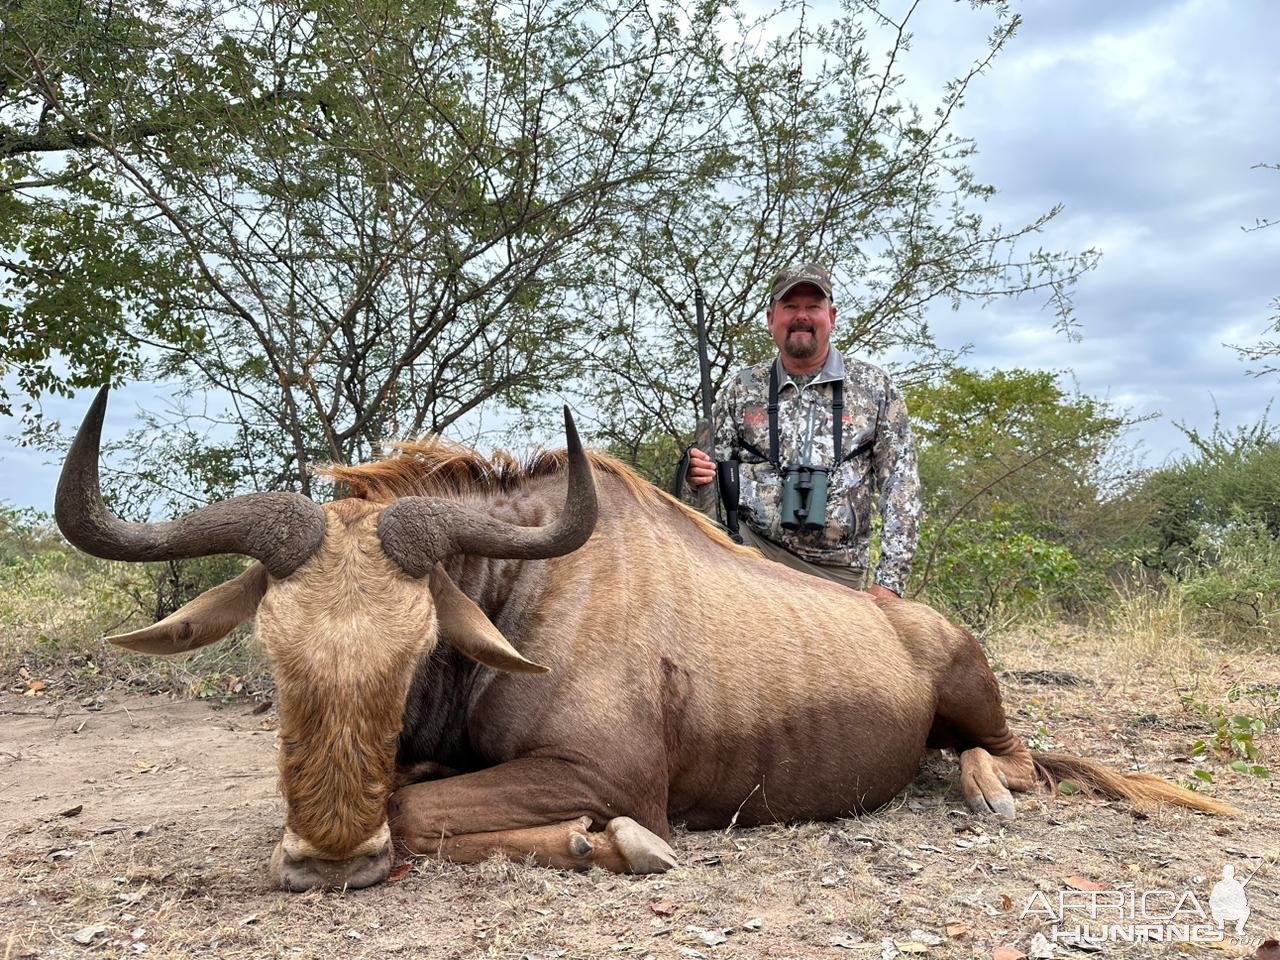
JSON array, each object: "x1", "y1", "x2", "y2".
[
  {"x1": 767, "y1": 361, "x2": 848, "y2": 467},
  {"x1": 832, "y1": 379, "x2": 843, "y2": 463},
  {"x1": 768, "y1": 360, "x2": 781, "y2": 468}
]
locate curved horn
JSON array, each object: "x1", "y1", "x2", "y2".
[
  {"x1": 378, "y1": 406, "x2": 597, "y2": 577},
  {"x1": 55, "y1": 387, "x2": 327, "y2": 579}
]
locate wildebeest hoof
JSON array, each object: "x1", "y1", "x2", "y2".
[
  {"x1": 606, "y1": 817, "x2": 677, "y2": 873},
  {"x1": 965, "y1": 791, "x2": 1016, "y2": 820}
]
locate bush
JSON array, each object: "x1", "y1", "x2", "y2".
[
  {"x1": 1177, "y1": 516, "x2": 1280, "y2": 638},
  {"x1": 0, "y1": 502, "x2": 267, "y2": 693},
  {"x1": 1139, "y1": 412, "x2": 1280, "y2": 571},
  {"x1": 913, "y1": 513, "x2": 1079, "y2": 630}
]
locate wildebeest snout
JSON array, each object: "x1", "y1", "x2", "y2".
[{"x1": 269, "y1": 823, "x2": 393, "y2": 892}]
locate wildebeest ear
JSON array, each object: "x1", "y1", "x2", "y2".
[
  {"x1": 428, "y1": 566, "x2": 549, "y2": 675},
  {"x1": 106, "y1": 563, "x2": 269, "y2": 656}
]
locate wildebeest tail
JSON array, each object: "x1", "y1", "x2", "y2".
[{"x1": 1031, "y1": 751, "x2": 1240, "y2": 816}]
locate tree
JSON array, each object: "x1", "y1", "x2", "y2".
[
  {"x1": 569, "y1": 0, "x2": 1098, "y2": 466},
  {"x1": 3, "y1": 0, "x2": 1097, "y2": 509},
  {"x1": 1138, "y1": 411, "x2": 1280, "y2": 571},
  {"x1": 1231, "y1": 160, "x2": 1279, "y2": 379},
  {"x1": 905, "y1": 368, "x2": 1145, "y2": 615},
  {"x1": 4, "y1": 0, "x2": 740, "y2": 497}
]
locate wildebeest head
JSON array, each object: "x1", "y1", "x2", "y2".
[{"x1": 55, "y1": 389, "x2": 596, "y2": 891}]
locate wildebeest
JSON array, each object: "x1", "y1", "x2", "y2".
[{"x1": 55, "y1": 388, "x2": 1235, "y2": 891}]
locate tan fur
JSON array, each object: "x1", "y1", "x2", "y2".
[
  {"x1": 319, "y1": 440, "x2": 756, "y2": 557},
  {"x1": 1032, "y1": 752, "x2": 1240, "y2": 816},
  {"x1": 256, "y1": 499, "x2": 439, "y2": 857},
  {"x1": 114, "y1": 433, "x2": 1237, "y2": 885}
]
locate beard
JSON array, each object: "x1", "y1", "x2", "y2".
[{"x1": 782, "y1": 323, "x2": 819, "y2": 360}]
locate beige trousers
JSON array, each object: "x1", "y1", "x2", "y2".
[{"x1": 738, "y1": 525, "x2": 867, "y2": 592}]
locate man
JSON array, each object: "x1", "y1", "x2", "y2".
[{"x1": 686, "y1": 263, "x2": 920, "y2": 598}]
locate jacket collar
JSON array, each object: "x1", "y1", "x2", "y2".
[{"x1": 774, "y1": 346, "x2": 845, "y2": 390}]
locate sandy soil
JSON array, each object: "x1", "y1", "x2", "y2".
[{"x1": 1, "y1": 634, "x2": 1277, "y2": 959}]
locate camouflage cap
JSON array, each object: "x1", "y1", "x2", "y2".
[{"x1": 770, "y1": 263, "x2": 834, "y2": 304}]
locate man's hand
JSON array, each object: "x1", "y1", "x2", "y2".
[
  {"x1": 686, "y1": 447, "x2": 717, "y2": 487},
  {"x1": 867, "y1": 584, "x2": 899, "y2": 601}
]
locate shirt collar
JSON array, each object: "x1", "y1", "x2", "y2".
[{"x1": 774, "y1": 346, "x2": 845, "y2": 389}]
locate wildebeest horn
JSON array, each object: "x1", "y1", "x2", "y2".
[
  {"x1": 377, "y1": 406, "x2": 597, "y2": 576},
  {"x1": 55, "y1": 387, "x2": 328, "y2": 579}
]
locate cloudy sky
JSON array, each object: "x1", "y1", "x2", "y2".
[
  {"x1": 889, "y1": 0, "x2": 1278, "y2": 458},
  {"x1": 1, "y1": 0, "x2": 1277, "y2": 511}
]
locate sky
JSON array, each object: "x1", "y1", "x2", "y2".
[
  {"x1": 884, "y1": 0, "x2": 1279, "y2": 460},
  {"x1": 1, "y1": 0, "x2": 1278, "y2": 511}
]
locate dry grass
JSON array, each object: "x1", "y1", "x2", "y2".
[{"x1": 2, "y1": 612, "x2": 1277, "y2": 959}]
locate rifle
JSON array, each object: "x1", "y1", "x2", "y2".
[{"x1": 672, "y1": 282, "x2": 742, "y2": 541}]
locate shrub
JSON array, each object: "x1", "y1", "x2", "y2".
[
  {"x1": 1177, "y1": 516, "x2": 1280, "y2": 638},
  {"x1": 913, "y1": 513, "x2": 1079, "y2": 630}
]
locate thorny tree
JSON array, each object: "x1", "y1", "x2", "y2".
[
  {"x1": 572, "y1": 0, "x2": 1099, "y2": 479},
  {"x1": 2, "y1": 0, "x2": 1097, "y2": 505},
  {"x1": 2, "y1": 0, "x2": 735, "y2": 497}
]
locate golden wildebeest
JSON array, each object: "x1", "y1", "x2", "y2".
[{"x1": 55, "y1": 389, "x2": 1235, "y2": 891}]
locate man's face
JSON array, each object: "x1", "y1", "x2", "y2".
[{"x1": 767, "y1": 283, "x2": 836, "y2": 363}]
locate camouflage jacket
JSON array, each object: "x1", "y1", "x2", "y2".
[{"x1": 713, "y1": 347, "x2": 921, "y2": 594}]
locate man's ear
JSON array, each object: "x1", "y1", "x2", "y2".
[
  {"x1": 429, "y1": 566, "x2": 548, "y2": 674},
  {"x1": 107, "y1": 564, "x2": 268, "y2": 656}
]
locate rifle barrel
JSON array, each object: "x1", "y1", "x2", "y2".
[{"x1": 695, "y1": 285, "x2": 713, "y2": 435}]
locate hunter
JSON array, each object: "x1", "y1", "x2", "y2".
[{"x1": 685, "y1": 263, "x2": 921, "y2": 599}]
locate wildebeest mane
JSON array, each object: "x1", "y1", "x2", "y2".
[{"x1": 320, "y1": 438, "x2": 751, "y2": 554}]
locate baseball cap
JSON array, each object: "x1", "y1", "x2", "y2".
[{"x1": 770, "y1": 263, "x2": 834, "y2": 303}]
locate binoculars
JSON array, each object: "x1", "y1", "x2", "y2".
[{"x1": 780, "y1": 465, "x2": 828, "y2": 531}]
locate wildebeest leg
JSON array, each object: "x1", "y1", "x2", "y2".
[
  {"x1": 928, "y1": 628, "x2": 1036, "y2": 819},
  {"x1": 388, "y1": 758, "x2": 675, "y2": 873},
  {"x1": 418, "y1": 815, "x2": 676, "y2": 873},
  {"x1": 391, "y1": 760, "x2": 459, "y2": 790}
]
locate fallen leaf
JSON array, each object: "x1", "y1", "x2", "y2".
[
  {"x1": 72, "y1": 925, "x2": 107, "y2": 946},
  {"x1": 27, "y1": 680, "x2": 46, "y2": 692},
  {"x1": 945, "y1": 923, "x2": 970, "y2": 939},
  {"x1": 993, "y1": 947, "x2": 1026, "y2": 960},
  {"x1": 895, "y1": 941, "x2": 928, "y2": 954},
  {"x1": 239, "y1": 915, "x2": 259, "y2": 926},
  {"x1": 830, "y1": 933, "x2": 865, "y2": 949},
  {"x1": 741, "y1": 918, "x2": 763, "y2": 932},
  {"x1": 1028, "y1": 932, "x2": 1055, "y2": 959},
  {"x1": 1064, "y1": 875, "x2": 1108, "y2": 892},
  {"x1": 649, "y1": 899, "x2": 677, "y2": 916},
  {"x1": 387, "y1": 861, "x2": 413, "y2": 883},
  {"x1": 59, "y1": 804, "x2": 83, "y2": 818},
  {"x1": 1000, "y1": 894, "x2": 1014, "y2": 912},
  {"x1": 135, "y1": 760, "x2": 156, "y2": 774},
  {"x1": 251, "y1": 700, "x2": 273, "y2": 715}
]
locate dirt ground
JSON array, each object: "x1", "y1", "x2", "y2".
[{"x1": 1, "y1": 630, "x2": 1277, "y2": 960}]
